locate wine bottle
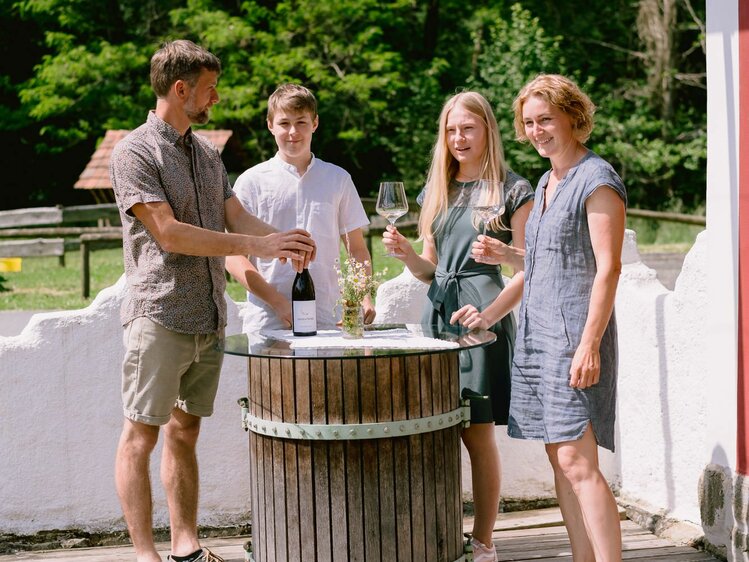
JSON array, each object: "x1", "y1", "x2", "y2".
[{"x1": 292, "y1": 268, "x2": 317, "y2": 336}]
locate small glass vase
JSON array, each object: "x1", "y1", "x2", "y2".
[{"x1": 341, "y1": 301, "x2": 364, "y2": 339}]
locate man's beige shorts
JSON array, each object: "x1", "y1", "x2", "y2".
[{"x1": 121, "y1": 316, "x2": 224, "y2": 426}]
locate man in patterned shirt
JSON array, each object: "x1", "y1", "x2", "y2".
[{"x1": 110, "y1": 40, "x2": 315, "y2": 562}]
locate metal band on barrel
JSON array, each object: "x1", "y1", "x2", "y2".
[{"x1": 240, "y1": 401, "x2": 471, "y2": 440}]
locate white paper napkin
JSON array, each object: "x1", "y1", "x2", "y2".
[{"x1": 260, "y1": 328, "x2": 459, "y2": 349}]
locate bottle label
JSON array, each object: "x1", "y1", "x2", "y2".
[{"x1": 292, "y1": 300, "x2": 317, "y2": 335}]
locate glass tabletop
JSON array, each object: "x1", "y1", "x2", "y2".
[{"x1": 220, "y1": 323, "x2": 496, "y2": 359}]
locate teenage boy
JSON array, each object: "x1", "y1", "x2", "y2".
[
  {"x1": 110, "y1": 42, "x2": 315, "y2": 562},
  {"x1": 227, "y1": 83, "x2": 375, "y2": 331}
]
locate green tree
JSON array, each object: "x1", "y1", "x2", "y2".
[
  {"x1": 468, "y1": 3, "x2": 567, "y2": 185},
  {"x1": 1, "y1": 0, "x2": 706, "y2": 211}
]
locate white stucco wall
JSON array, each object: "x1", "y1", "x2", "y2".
[
  {"x1": 0, "y1": 277, "x2": 251, "y2": 534},
  {"x1": 616, "y1": 231, "x2": 708, "y2": 525}
]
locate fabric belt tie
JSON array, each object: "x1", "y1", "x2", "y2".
[{"x1": 427, "y1": 266, "x2": 499, "y2": 312}]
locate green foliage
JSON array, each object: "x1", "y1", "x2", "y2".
[
  {"x1": 19, "y1": 40, "x2": 151, "y2": 152},
  {"x1": 2, "y1": 0, "x2": 706, "y2": 211},
  {"x1": 469, "y1": 3, "x2": 567, "y2": 184}
]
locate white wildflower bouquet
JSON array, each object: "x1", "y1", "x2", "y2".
[{"x1": 335, "y1": 256, "x2": 385, "y2": 307}]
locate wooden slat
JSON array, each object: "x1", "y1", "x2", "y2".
[
  {"x1": 0, "y1": 226, "x2": 121, "y2": 238},
  {"x1": 406, "y1": 355, "x2": 426, "y2": 561},
  {"x1": 627, "y1": 207, "x2": 706, "y2": 226},
  {"x1": 0, "y1": 207, "x2": 62, "y2": 228},
  {"x1": 375, "y1": 357, "x2": 397, "y2": 562},
  {"x1": 270, "y1": 359, "x2": 287, "y2": 562},
  {"x1": 391, "y1": 357, "x2": 412, "y2": 562},
  {"x1": 311, "y1": 359, "x2": 332, "y2": 562},
  {"x1": 280, "y1": 357, "x2": 300, "y2": 561},
  {"x1": 326, "y1": 359, "x2": 349, "y2": 562},
  {"x1": 420, "y1": 354, "x2": 438, "y2": 562},
  {"x1": 62, "y1": 204, "x2": 120, "y2": 224},
  {"x1": 261, "y1": 358, "x2": 275, "y2": 562},
  {"x1": 295, "y1": 360, "x2": 316, "y2": 562},
  {"x1": 359, "y1": 358, "x2": 381, "y2": 561},
  {"x1": 0, "y1": 238, "x2": 64, "y2": 257},
  {"x1": 431, "y1": 354, "x2": 448, "y2": 561},
  {"x1": 248, "y1": 358, "x2": 260, "y2": 562},
  {"x1": 343, "y1": 359, "x2": 364, "y2": 562},
  {"x1": 448, "y1": 352, "x2": 463, "y2": 557},
  {"x1": 440, "y1": 352, "x2": 461, "y2": 560}
]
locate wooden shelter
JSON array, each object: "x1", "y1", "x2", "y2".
[{"x1": 74, "y1": 129, "x2": 234, "y2": 203}]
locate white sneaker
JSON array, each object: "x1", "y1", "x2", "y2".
[{"x1": 470, "y1": 537, "x2": 498, "y2": 562}]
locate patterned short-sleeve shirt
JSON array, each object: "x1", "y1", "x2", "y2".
[{"x1": 110, "y1": 111, "x2": 233, "y2": 334}]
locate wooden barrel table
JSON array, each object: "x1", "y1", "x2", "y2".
[{"x1": 222, "y1": 325, "x2": 496, "y2": 562}]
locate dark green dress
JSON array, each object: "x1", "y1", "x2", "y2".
[{"x1": 419, "y1": 172, "x2": 534, "y2": 424}]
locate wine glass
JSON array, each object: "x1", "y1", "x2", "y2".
[
  {"x1": 376, "y1": 181, "x2": 409, "y2": 257},
  {"x1": 471, "y1": 179, "x2": 506, "y2": 237}
]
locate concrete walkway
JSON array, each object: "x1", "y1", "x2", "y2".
[
  {"x1": 0, "y1": 507, "x2": 718, "y2": 561},
  {"x1": 640, "y1": 252, "x2": 687, "y2": 291},
  {"x1": 0, "y1": 310, "x2": 44, "y2": 337}
]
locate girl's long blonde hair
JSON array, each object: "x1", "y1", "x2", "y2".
[{"x1": 418, "y1": 91, "x2": 508, "y2": 240}]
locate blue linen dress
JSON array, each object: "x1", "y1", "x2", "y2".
[
  {"x1": 508, "y1": 151, "x2": 626, "y2": 451},
  {"x1": 419, "y1": 172, "x2": 534, "y2": 424}
]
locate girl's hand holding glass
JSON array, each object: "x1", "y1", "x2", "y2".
[
  {"x1": 471, "y1": 179, "x2": 505, "y2": 237},
  {"x1": 381, "y1": 224, "x2": 413, "y2": 260},
  {"x1": 376, "y1": 181, "x2": 409, "y2": 257},
  {"x1": 472, "y1": 235, "x2": 525, "y2": 270}
]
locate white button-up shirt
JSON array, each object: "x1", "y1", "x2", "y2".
[{"x1": 233, "y1": 153, "x2": 369, "y2": 331}]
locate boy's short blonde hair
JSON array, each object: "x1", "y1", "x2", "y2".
[
  {"x1": 267, "y1": 84, "x2": 317, "y2": 122},
  {"x1": 512, "y1": 74, "x2": 596, "y2": 143}
]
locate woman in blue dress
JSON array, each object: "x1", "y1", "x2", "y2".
[
  {"x1": 383, "y1": 91, "x2": 533, "y2": 562},
  {"x1": 452, "y1": 75, "x2": 626, "y2": 562}
]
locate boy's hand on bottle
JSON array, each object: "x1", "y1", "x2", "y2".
[
  {"x1": 269, "y1": 296, "x2": 292, "y2": 328},
  {"x1": 362, "y1": 295, "x2": 376, "y2": 324}
]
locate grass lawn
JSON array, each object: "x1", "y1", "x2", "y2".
[{"x1": 0, "y1": 217, "x2": 700, "y2": 312}]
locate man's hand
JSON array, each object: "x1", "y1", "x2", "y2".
[{"x1": 255, "y1": 229, "x2": 316, "y2": 272}]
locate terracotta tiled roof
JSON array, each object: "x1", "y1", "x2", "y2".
[{"x1": 74, "y1": 129, "x2": 233, "y2": 190}]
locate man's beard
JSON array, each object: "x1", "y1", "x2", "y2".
[
  {"x1": 185, "y1": 91, "x2": 211, "y2": 124},
  {"x1": 186, "y1": 106, "x2": 210, "y2": 125}
]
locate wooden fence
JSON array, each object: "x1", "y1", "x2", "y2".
[{"x1": 0, "y1": 204, "x2": 121, "y2": 297}]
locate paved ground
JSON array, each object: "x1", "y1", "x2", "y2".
[
  {"x1": 639, "y1": 252, "x2": 687, "y2": 291},
  {"x1": 0, "y1": 507, "x2": 718, "y2": 561},
  {"x1": 0, "y1": 310, "x2": 42, "y2": 337}
]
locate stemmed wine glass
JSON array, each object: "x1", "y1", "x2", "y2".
[
  {"x1": 471, "y1": 179, "x2": 505, "y2": 237},
  {"x1": 376, "y1": 181, "x2": 409, "y2": 257}
]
